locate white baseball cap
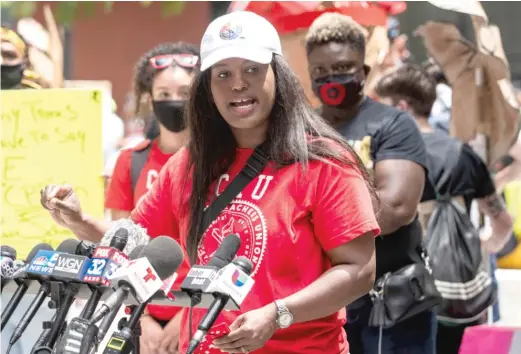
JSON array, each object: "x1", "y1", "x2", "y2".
[{"x1": 200, "y1": 11, "x2": 283, "y2": 71}]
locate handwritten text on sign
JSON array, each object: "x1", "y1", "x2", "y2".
[{"x1": 1, "y1": 89, "x2": 104, "y2": 259}]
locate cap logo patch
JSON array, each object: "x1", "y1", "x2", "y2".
[{"x1": 219, "y1": 21, "x2": 242, "y2": 40}]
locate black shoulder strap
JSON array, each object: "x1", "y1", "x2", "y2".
[
  {"x1": 130, "y1": 142, "x2": 153, "y2": 192},
  {"x1": 435, "y1": 139, "x2": 463, "y2": 197},
  {"x1": 200, "y1": 146, "x2": 269, "y2": 234}
]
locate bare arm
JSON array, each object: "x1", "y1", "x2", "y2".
[
  {"x1": 283, "y1": 232, "x2": 376, "y2": 323},
  {"x1": 374, "y1": 159, "x2": 426, "y2": 235},
  {"x1": 111, "y1": 210, "x2": 132, "y2": 221},
  {"x1": 41, "y1": 184, "x2": 112, "y2": 243},
  {"x1": 69, "y1": 214, "x2": 111, "y2": 243},
  {"x1": 494, "y1": 140, "x2": 521, "y2": 192},
  {"x1": 477, "y1": 193, "x2": 514, "y2": 253}
]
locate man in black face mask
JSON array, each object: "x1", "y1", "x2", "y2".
[
  {"x1": 306, "y1": 13, "x2": 437, "y2": 354},
  {"x1": 1, "y1": 27, "x2": 44, "y2": 90}
]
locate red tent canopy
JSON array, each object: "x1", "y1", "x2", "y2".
[{"x1": 228, "y1": 1, "x2": 407, "y2": 34}]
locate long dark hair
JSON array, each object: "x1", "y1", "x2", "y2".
[{"x1": 183, "y1": 54, "x2": 376, "y2": 264}]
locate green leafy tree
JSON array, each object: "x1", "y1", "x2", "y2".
[{"x1": 1, "y1": 1, "x2": 186, "y2": 26}]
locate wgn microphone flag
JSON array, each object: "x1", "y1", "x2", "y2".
[
  {"x1": 6, "y1": 239, "x2": 79, "y2": 353},
  {"x1": 54, "y1": 246, "x2": 145, "y2": 354},
  {"x1": 37, "y1": 228, "x2": 128, "y2": 348},
  {"x1": 36, "y1": 239, "x2": 94, "y2": 351}
]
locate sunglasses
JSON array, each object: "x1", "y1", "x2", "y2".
[{"x1": 149, "y1": 54, "x2": 199, "y2": 69}]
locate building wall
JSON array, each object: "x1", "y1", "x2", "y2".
[{"x1": 34, "y1": 1, "x2": 212, "y2": 117}]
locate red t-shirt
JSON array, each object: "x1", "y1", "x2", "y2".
[
  {"x1": 131, "y1": 145, "x2": 380, "y2": 354},
  {"x1": 105, "y1": 139, "x2": 188, "y2": 321}
]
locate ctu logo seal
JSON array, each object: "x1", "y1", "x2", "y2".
[{"x1": 198, "y1": 200, "x2": 268, "y2": 277}]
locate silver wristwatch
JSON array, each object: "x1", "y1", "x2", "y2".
[{"x1": 274, "y1": 300, "x2": 293, "y2": 329}]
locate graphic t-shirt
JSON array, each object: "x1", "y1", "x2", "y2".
[
  {"x1": 131, "y1": 145, "x2": 380, "y2": 354},
  {"x1": 322, "y1": 98, "x2": 429, "y2": 277},
  {"x1": 106, "y1": 139, "x2": 187, "y2": 321}
]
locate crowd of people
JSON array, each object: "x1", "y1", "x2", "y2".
[{"x1": 3, "y1": 7, "x2": 521, "y2": 354}]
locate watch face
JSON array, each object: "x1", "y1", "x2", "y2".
[{"x1": 279, "y1": 313, "x2": 293, "y2": 328}]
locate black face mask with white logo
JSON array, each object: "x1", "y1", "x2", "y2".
[
  {"x1": 152, "y1": 100, "x2": 186, "y2": 133},
  {"x1": 1, "y1": 63, "x2": 24, "y2": 90}
]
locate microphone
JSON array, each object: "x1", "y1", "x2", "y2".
[
  {"x1": 1, "y1": 245, "x2": 17, "y2": 291},
  {"x1": 53, "y1": 246, "x2": 144, "y2": 354},
  {"x1": 1, "y1": 257, "x2": 15, "y2": 282},
  {"x1": 96, "y1": 246, "x2": 155, "y2": 354},
  {"x1": 187, "y1": 257, "x2": 254, "y2": 354},
  {"x1": 31, "y1": 239, "x2": 95, "y2": 353},
  {"x1": 181, "y1": 234, "x2": 241, "y2": 305},
  {"x1": 1, "y1": 245, "x2": 17, "y2": 259},
  {"x1": 204, "y1": 256, "x2": 255, "y2": 306},
  {"x1": 7, "y1": 239, "x2": 78, "y2": 352},
  {"x1": 99, "y1": 218, "x2": 150, "y2": 256},
  {"x1": 1, "y1": 243, "x2": 53, "y2": 330},
  {"x1": 110, "y1": 227, "x2": 129, "y2": 251},
  {"x1": 96, "y1": 245, "x2": 144, "y2": 340},
  {"x1": 90, "y1": 236, "x2": 184, "y2": 323},
  {"x1": 82, "y1": 245, "x2": 130, "y2": 287},
  {"x1": 79, "y1": 229, "x2": 130, "y2": 320}
]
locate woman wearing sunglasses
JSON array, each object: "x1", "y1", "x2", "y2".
[
  {"x1": 105, "y1": 42, "x2": 199, "y2": 354},
  {"x1": 41, "y1": 12, "x2": 379, "y2": 354}
]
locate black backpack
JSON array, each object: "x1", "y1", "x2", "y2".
[
  {"x1": 130, "y1": 141, "x2": 153, "y2": 193},
  {"x1": 424, "y1": 140, "x2": 496, "y2": 324}
]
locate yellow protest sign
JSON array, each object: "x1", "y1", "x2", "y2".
[{"x1": 1, "y1": 89, "x2": 104, "y2": 259}]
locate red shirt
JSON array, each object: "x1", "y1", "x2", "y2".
[
  {"x1": 105, "y1": 139, "x2": 188, "y2": 321},
  {"x1": 131, "y1": 145, "x2": 380, "y2": 354}
]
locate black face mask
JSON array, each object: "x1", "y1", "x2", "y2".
[
  {"x1": 312, "y1": 73, "x2": 365, "y2": 109},
  {"x1": 1, "y1": 63, "x2": 24, "y2": 90},
  {"x1": 152, "y1": 100, "x2": 186, "y2": 133}
]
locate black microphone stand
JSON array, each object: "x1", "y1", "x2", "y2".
[
  {"x1": 1, "y1": 278, "x2": 29, "y2": 330},
  {"x1": 101, "y1": 301, "x2": 149, "y2": 354},
  {"x1": 31, "y1": 281, "x2": 81, "y2": 354}
]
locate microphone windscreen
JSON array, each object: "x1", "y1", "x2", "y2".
[
  {"x1": 128, "y1": 245, "x2": 145, "y2": 260},
  {"x1": 100, "y1": 218, "x2": 150, "y2": 255},
  {"x1": 207, "y1": 234, "x2": 241, "y2": 268},
  {"x1": 26, "y1": 243, "x2": 54, "y2": 262},
  {"x1": 141, "y1": 236, "x2": 184, "y2": 280},
  {"x1": 56, "y1": 239, "x2": 81, "y2": 254},
  {"x1": 1, "y1": 245, "x2": 17, "y2": 259}
]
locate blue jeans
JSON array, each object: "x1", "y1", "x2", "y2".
[
  {"x1": 344, "y1": 296, "x2": 437, "y2": 354},
  {"x1": 490, "y1": 254, "x2": 501, "y2": 323}
]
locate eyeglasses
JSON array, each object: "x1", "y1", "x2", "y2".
[{"x1": 149, "y1": 54, "x2": 199, "y2": 69}]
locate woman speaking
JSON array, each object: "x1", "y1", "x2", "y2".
[{"x1": 41, "y1": 11, "x2": 380, "y2": 354}]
